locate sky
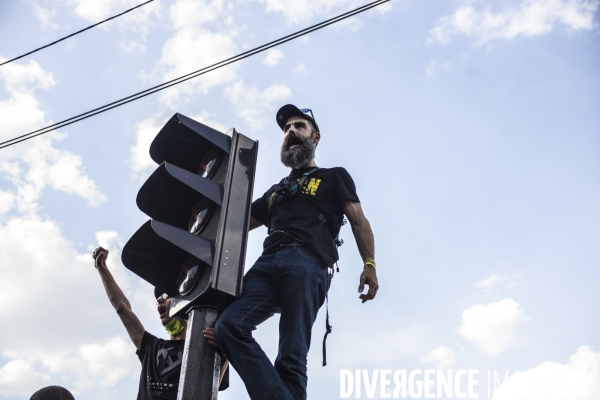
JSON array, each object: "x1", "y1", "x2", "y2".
[{"x1": 0, "y1": 0, "x2": 599, "y2": 399}]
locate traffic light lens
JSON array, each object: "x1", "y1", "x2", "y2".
[
  {"x1": 178, "y1": 259, "x2": 206, "y2": 295},
  {"x1": 199, "y1": 148, "x2": 221, "y2": 178},
  {"x1": 189, "y1": 200, "x2": 212, "y2": 234}
]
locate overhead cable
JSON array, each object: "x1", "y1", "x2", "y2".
[
  {"x1": 0, "y1": 0, "x2": 390, "y2": 150},
  {"x1": 0, "y1": 0, "x2": 155, "y2": 67}
]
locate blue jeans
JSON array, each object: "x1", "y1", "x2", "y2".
[{"x1": 215, "y1": 246, "x2": 330, "y2": 400}]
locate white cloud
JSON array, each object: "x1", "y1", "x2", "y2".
[
  {"x1": 31, "y1": 141, "x2": 107, "y2": 207},
  {"x1": 129, "y1": 117, "x2": 163, "y2": 181},
  {"x1": 254, "y1": 0, "x2": 392, "y2": 25},
  {"x1": 190, "y1": 110, "x2": 228, "y2": 133},
  {"x1": 424, "y1": 60, "x2": 450, "y2": 77},
  {"x1": 137, "y1": 0, "x2": 241, "y2": 107},
  {"x1": 425, "y1": 61, "x2": 437, "y2": 77},
  {"x1": 256, "y1": 0, "x2": 341, "y2": 24},
  {"x1": 33, "y1": 4, "x2": 60, "y2": 30},
  {"x1": 458, "y1": 298, "x2": 529, "y2": 356},
  {"x1": 293, "y1": 63, "x2": 307, "y2": 76},
  {"x1": 0, "y1": 216, "x2": 99, "y2": 326},
  {"x1": 375, "y1": 2, "x2": 393, "y2": 15},
  {"x1": 474, "y1": 272, "x2": 524, "y2": 292},
  {"x1": 65, "y1": 38, "x2": 77, "y2": 50},
  {"x1": 120, "y1": 39, "x2": 147, "y2": 53},
  {"x1": 0, "y1": 133, "x2": 107, "y2": 211},
  {"x1": 69, "y1": 0, "x2": 138, "y2": 22},
  {"x1": 474, "y1": 274, "x2": 501, "y2": 290},
  {"x1": 69, "y1": 0, "x2": 161, "y2": 38},
  {"x1": 419, "y1": 345, "x2": 456, "y2": 369},
  {"x1": 145, "y1": 0, "x2": 390, "y2": 110},
  {"x1": 0, "y1": 59, "x2": 55, "y2": 94},
  {"x1": 0, "y1": 93, "x2": 48, "y2": 154},
  {"x1": 0, "y1": 190, "x2": 16, "y2": 215},
  {"x1": 169, "y1": 0, "x2": 225, "y2": 29},
  {"x1": 492, "y1": 346, "x2": 600, "y2": 399},
  {"x1": 264, "y1": 49, "x2": 284, "y2": 66},
  {"x1": 80, "y1": 336, "x2": 138, "y2": 387},
  {"x1": 224, "y1": 80, "x2": 292, "y2": 131},
  {"x1": 118, "y1": 0, "x2": 162, "y2": 38},
  {"x1": 0, "y1": 57, "x2": 146, "y2": 396},
  {"x1": 333, "y1": 16, "x2": 363, "y2": 32},
  {"x1": 0, "y1": 359, "x2": 51, "y2": 397},
  {"x1": 427, "y1": 0, "x2": 599, "y2": 46},
  {"x1": 0, "y1": 59, "x2": 106, "y2": 210},
  {"x1": 0, "y1": 215, "x2": 150, "y2": 396},
  {"x1": 0, "y1": 216, "x2": 128, "y2": 390},
  {"x1": 146, "y1": 28, "x2": 238, "y2": 107}
]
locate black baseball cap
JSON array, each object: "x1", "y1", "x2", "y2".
[{"x1": 276, "y1": 104, "x2": 319, "y2": 132}]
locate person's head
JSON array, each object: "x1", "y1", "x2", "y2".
[
  {"x1": 156, "y1": 291, "x2": 174, "y2": 326},
  {"x1": 276, "y1": 105, "x2": 321, "y2": 169},
  {"x1": 30, "y1": 385, "x2": 75, "y2": 400},
  {"x1": 155, "y1": 288, "x2": 187, "y2": 338}
]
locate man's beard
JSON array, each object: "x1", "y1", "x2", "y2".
[{"x1": 280, "y1": 132, "x2": 316, "y2": 169}]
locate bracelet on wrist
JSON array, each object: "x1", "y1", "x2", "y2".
[{"x1": 364, "y1": 258, "x2": 376, "y2": 270}]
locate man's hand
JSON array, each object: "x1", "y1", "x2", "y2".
[
  {"x1": 358, "y1": 265, "x2": 378, "y2": 303},
  {"x1": 203, "y1": 327, "x2": 224, "y2": 354},
  {"x1": 203, "y1": 327, "x2": 229, "y2": 383},
  {"x1": 343, "y1": 201, "x2": 378, "y2": 303},
  {"x1": 93, "y1": 246, "x2": 109, "y2": 269}
]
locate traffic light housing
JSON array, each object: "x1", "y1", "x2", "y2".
[{"x1": 121, "y1": 113, "x2": 258, "y2": 317}]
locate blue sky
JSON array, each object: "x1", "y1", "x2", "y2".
[{"x1": 0, "y1": 0, "x2": 599, "y2": 399}]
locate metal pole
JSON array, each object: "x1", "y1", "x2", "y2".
[{"x1": 177, "y1": 307, "x2": 221, "y2": 400}]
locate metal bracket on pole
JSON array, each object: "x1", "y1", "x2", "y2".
[{"x1": 177, "y1": 307, "x2": 221, "y2": 400}]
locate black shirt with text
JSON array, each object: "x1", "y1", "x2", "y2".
[
  {"x1": 136, "y1": 331, "x2": 228, "y2": 400},
  {"x1": 251, "y1": 167, "x2": 360, "y2": 265}
]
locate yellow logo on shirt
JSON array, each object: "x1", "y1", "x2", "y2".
[
  {"x1": 268, "y1": 176, "x2": 322, "y2": 208},
  {"x1": 302, "y1": 178, "x2": 321, "y2": 196},
  {"x1": 268, "y1": 191, "x2": 276, "y2": 207}
]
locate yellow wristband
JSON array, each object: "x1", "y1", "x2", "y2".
[{"x1": 364, "y1": 258, "x2": 376, "y2": 270}]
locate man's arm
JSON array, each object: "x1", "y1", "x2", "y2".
[
  {"x1": 249, "y1": 216, "x2": 263, "y2": 231},
  {"x1": 343, "y1": 201, "x2": 379, "y2": 303},
  {"x1": 93, "y1": 247, "x2": 145, "y2": 350}
]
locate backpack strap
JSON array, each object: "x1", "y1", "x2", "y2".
[
  {"x1": 322, "y1": 289, "x2": 333, "y2": 366},
  {"x1": 267, "y1": 168, "x2": 320, "y2": 233}
]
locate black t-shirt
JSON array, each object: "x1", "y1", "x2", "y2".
[
  {"x1": 136, "y1": 331, "x2": 228, "y2": 400},
  {"x1": 251, "y1": 167, "x2": 360, "y2": 265}
]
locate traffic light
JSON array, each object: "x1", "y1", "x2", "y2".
[{"x1": 121, "y1": 113, "x2": 258, "y2": 318}]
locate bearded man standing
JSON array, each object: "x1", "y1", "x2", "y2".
[{"x1": 214, "y1": 104, "x2": 378, "y2": 400}]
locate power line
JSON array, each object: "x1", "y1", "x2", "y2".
[
  {"x1": 0, "y1": 0, "x2": 155, "y2": 67},
  {"x1": 0, "y1": 0, "x2": 390, "y2": 150}
]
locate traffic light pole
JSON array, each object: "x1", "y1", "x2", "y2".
[
  {"x1": 177, "y1": 307, "x2": 221, "y2": 400},
  {"x1": 121, "y1": 114, "x2": 258, "y2": 399}
]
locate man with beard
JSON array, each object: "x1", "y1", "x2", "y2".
[
  {"x1": 91, "y1": 246, "x2": 228, "y2": 399},
  {"x1": 214, "y1": 104, "x2": 378, "y2": 400}
]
